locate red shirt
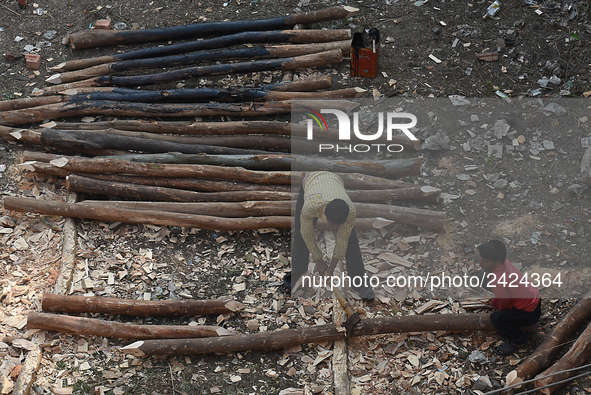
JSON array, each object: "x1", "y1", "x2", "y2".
[{"x1": 488, "y1": 260, "x2": 540, "y2": 312}]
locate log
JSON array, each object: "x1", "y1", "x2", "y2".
[
  {"x1": 534, "y1": 319, "x2": 591, "y2": 394},
  {"x1": 42, "y1": 49, "x2": 344, "y2": 93},
  {"x1": 121, "y1": 313, "x2": 494, "y2": 356},
  {"x1": 4, "y1": 196, "x2": 294, "y2": 230},
  {"x1": 356, "y1": 203, "x2": 446, "y2": 230},
  {"x1": 42, "y1": 293, "x2": 244, "y2": 316},
  {"x1": 27, "y1": 312, "x2": 230, "y2": 340},
  {"x1": 103, "y1": 152, "x2": 421, "y2": 179},
  {"x1": 0, "y1": 125, "x2": 42, "y2": 145},
  {"x1": 0, "y1": 98, "x2": 358, "y2": 126},
  {"x1": 81, "y1": 200, "x2": 293, "y2": 218},
  {"x1": 40, "y1": 129, "x2": 269, "y2": 155},
  {"x1": 65, "y1": 174, "x2": 293, "y2": 202},
  {"x1": 48, "y1": 40, "x2": 351, "y2": 84},
  {"x1": 0, "y1": 96, "x2": 64, "y2": 111},
  {"x1": 510, "y1": 290, "x2": 591, "y2": 383},
  {"x1": 29, "y1": 162, "x2": 291, "y2": 193},
  {"x1": 65, "y1": 7, "x2": 358, "y2": 49},
  {"x1": 50, "y1": 120, "x2": 419, "y2": 150}
]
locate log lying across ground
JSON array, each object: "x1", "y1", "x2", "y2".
[
  {"x1": 47, "y1": 121, "x2": 421, "y2": 151},
  {"x1": 534, "y1": 319, "x2": 591, "y2": 394},
  {"x1": 47, "y1": 40, "x2": 351, "y2": 85},
  {"x1": 0, "y1": 87, "x2": 364, "y2": 112},
  {"x1": 508, "y1": 290, "x2": 591, "y2": 384},
  {"x1": 121, "y1": 313, "x2": 494, "y2": 356},
  {"x1": 42, "y1": 293, "x2": 244, "y2": 316},
  {"x1": 62, "y1": 174, "x2": 439, "y2": 204},
  {"x1": 27, "y1": 312, "x2": 230, "y2": 340},
  {"x1": 39, "y1": 49, "x2": 344, "y2": 96},
  {"x1": 64, "y1": 6, "x2": 358, "y2": 49},
  {"x1": 0, "y1": 97, "x2": 358, "y2": 126},
  {"x1": 4, "y1": 196, "x2": 445, "y2": 230}
]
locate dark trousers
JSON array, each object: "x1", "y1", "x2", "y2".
[
  {"x1": 291, "y1": 188, "x2": 366, "y2": 288},
  {"x1": 490, "y1": 300, "x2": 542, "y2": 346}
]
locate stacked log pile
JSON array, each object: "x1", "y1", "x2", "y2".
[{"x1": 0, "y1": 5, "x2": 445, "y2": 232}]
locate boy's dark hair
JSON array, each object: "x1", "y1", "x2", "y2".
[
  {"x1": 477, "y1": 240, "x2": 507, "y2": 263},
  {"x1": 324, "y1": 199, "x2": 349, "y2": 225}
]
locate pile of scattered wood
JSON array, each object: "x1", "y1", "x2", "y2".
[{"x1": 0, "y1": 5, "x2": 445, "y2": 231}]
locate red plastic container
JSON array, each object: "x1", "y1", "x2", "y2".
[{"x1": 350, "y1": 30, "x2": 380, "y2": 78}]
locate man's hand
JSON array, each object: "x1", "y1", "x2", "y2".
[
  {"x1": 326, "y1": 257, "x2": 339, "y2": 277},
  {"x1": 314, "y1": 258, "x2": 328, "y2": 275}
]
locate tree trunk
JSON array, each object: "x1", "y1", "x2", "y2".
[
  {"x1": 511, "y1": 291, "x2": 591, "y2": 382},
  {"x1": 41, "y1": 293, "x2": 244, "y2": 316},
  {"x1": 40, "y1": 129, "x2": 269, "y2": 155},
  {"x1": 534, "y1": 320, "x2": 591, "y2": 394},
  {"x1": 121, "y1": 313, "x2": 494, "y2": 356},
  {"x1": 347, "y1": 186, "x2": 440, "y2": 203},
  {"x1": 1, "y1": 98, "x2": 359, "y2": 126},
  {"x1": 27, "y1": 312, "x2": 230, "y2": 340},
  {"x1": 65, "y1": 7, "x2": 358, "y2": 49},
  {"x1": 4, "y1": 196, "x2": 293, "y2": 230},
  {"x1": 48, "y1": 40, "x2": 351, "y2": 84},
  {"x1": 65, "y1": 174, "x2": 294, "y2": 202}
]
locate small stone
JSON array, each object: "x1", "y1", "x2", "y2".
[
  {"x1": 466, "y1": 181, "x2": 478, "y2": 188},
  {"x1": 551, "y1": 202, "x2": 563, "y2": 211},
  {"x1": 43, "y1": 30, "x2": 57, "y2": 40},
  {"x1": 25, "y1": 54, "x2": 41, "y2": 70},
  {"x1": 456, "y1": 174, "x2": 471, "y2": 181},
  {"x1": 246, "y1": 319, "x2": 259, "y2": 331},
  {"x1": 95, "y1": 19, "x2": 112, "y2": 30},
  {"x1": 488, "y1": 144, "x2": 503, "y2": 159},
  {"x1": 493, "y1": 179, "x2": 508, "y2": 190},
  {"x1": 497, "y1": 192, "x2": 505, "y2": 199},
  {"x1": 517, "y1": 135, "x2": 526, "y2": 144},
  {"x1": 512, "y1": 138, "x2": 519, "y2": 146},
  {"x1": 463, "y1": 142, "x2": 471, "y2": 152},
  {"x1": 530, "y1": 201, "x2": 541, "y2": 210},
  {"x1": 485, "y1": 173, "x2": 500, "y2": 182},
  {"x1": 465, "y1": 190, "x2": 477, "y2": 196},
  {"x1": 549, "y1": 187, "x2": 559, "y2": 195},
  {"x1": 542, "y1": 140, "x2": 555, "y2": 150},
  {"x1": 471, "y1": 115, "x2": 480, "y2": 122}
]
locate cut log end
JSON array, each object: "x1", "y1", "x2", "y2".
[
  {"x1": 216, "y1": 328, "x2": 231, "y2": 336},
  {"x1": 50, "y1": 62, "x2": 67, "y2": 72},
  {"x1": 46, "y1": 74, "x2": 62, "y2": 84},
  {"x1": 353, "y1": 87, "x2": 367, "y2": 97},
  {"x1": 343, "y1": 6, "x2": 360, "y2": 14},
  {"x1": 121, "y1": 341, "x2": 146, "y2": 357}
]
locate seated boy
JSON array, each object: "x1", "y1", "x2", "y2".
[{"x1": 477, "y1": 240, "x2": 541, "y2": 356}]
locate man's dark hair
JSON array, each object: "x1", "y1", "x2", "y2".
[
  {"x1": 477, "y1": 239, "x2": 507, "y2": 263},
  {"x1": 325, "y1": 199, "x2": 349, "y2": 225}
]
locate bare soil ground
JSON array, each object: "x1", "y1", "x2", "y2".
[{"x1": 1, "y1": 0, "x2": 591, "y2": 394}]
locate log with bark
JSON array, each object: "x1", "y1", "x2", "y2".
[
  {"x1": 48, "y1": 40, "x2": 351, "y2": 84},
  {"x1": 64, "y1": 6, "x2": 358, "y2": 49},
  {"x1": 120, "y1": 313, "x2": 494, "y2": 356},
  {"x1": 65, "y1": 174, "x2": 293, "y2": 202},
  {"x1": 4, "y1": 196, "x2": 293, "y2": 230},
  {"x1": 39, "y1": 49, "x2": 344, "y2": 96},
  {"x1": 30, "y1": 163, "x2": 291, "y2": 193},
  {"x1": 27, "y1": 312, "x2": 230, "y2": 340},
  {"x1": 534, "y1": 319, "x2": 591, "y2": 394},
  {"x1": 104, "y1": 153, "x2": 420, "y2": 179},
  {"x1": 4, "y1": 196, "x2": 445, "y2": 231},
  {"x1": 49, "y1": 120, "x2": 421, "y2": 151},
  {"x1": 40, "y1": 129, "x2": 271, "y2": 155},
  {"x1": 41, "y1": 293, "x2": 244, "y2": 316},
  {"x1": 1, "y1": 87, "x2": 363, "y2": 112},
  {"x1": 0, "y1": 98, "x2": 358, "y2": 126},
  {"x1": 508, "y1": 290, "x2": 591, "y2": 384}
]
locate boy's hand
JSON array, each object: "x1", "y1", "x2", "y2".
[{"x1": 315, "y1": 259, "x2": 328, "y2": 275}]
